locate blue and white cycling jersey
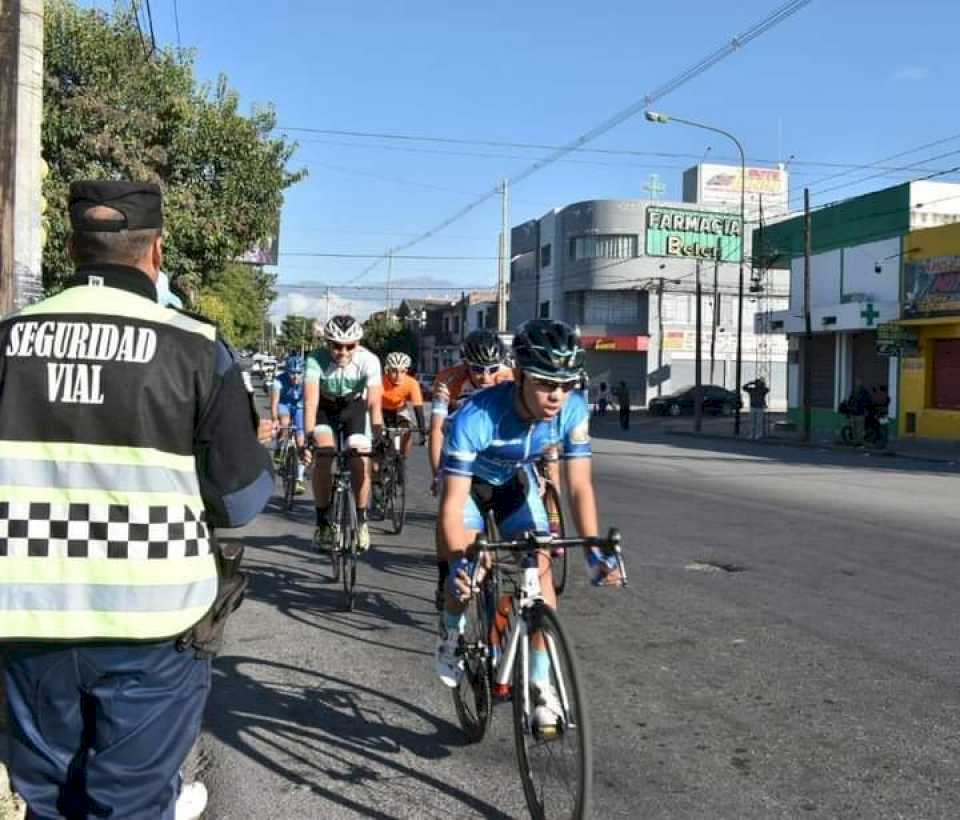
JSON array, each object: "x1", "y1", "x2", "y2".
[
  {"x1": 272, "y1": 372, "x2": 304, "y2": 409},
  {"x1": 442, "y1": 381, "x2": 591, "y2": 486}
]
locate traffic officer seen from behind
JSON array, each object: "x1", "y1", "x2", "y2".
[{"x1": 0, "y1": 181, "x2": 274, "y2": 820}]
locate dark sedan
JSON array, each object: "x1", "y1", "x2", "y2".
[{"x1": 647, "y1": 385, "x2": 742, "y2": 417}]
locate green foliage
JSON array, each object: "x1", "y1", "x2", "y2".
[
  {"x1": 363, "y1": 315, "x2": 419, "y2": 364},
  {"x1": 278, "y1": 314, "x2": 314, "y2": 352},
  {"x1": 41, "y1": 0, "x2": 304, "y2": 303},
  {"x1": 196, "y1": 263, "x2": 275, "y2": 349}
]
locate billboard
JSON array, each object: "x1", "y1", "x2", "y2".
[
  {"x1": 645, "y1": 206, "x2": 742, "y2": 262},
  {"x1": 903, "y1": 254, "x2": 960, "y2": 318},
  {"x1": 683, "y1": 163, "x2": 789, "y2": 219}
]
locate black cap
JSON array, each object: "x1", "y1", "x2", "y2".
[{"x1": 69, "y1": 181, "x2": 163, "y2": 232}]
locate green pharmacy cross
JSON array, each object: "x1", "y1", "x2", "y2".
[{"x1": 860, "y1": 303, "x2": 880, "y2": 326}]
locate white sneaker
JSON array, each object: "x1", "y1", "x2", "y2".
[
  {"x1": 532, "y1": 681, "x2": 564, "y2": 737},
  {"x1": 175, "y1": 781, "x2": 208, "y2": 820},
  {"x1": 435, "y1": 627, "x2": 464, "y2": 688},
  {"x1": 356, "y1": 521, "x2": 371, "y2": 553}
]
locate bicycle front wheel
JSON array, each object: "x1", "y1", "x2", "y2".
[
  {"x1": 512, "y1": 603, "x2": 592, "y2": 820},
  {"x1": 341, "y1": 490, "x2": 358, "y2": 611},
  {"x1": 283, "y1": 445, "x2": 298, "y2": 512},
  {"x1": 390, "y1": 456, "x2": 407, "y2": 534}
]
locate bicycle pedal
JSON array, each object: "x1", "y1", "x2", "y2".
[{"x1": 492, "y1": 683, "x2": 513, "y2": 701}]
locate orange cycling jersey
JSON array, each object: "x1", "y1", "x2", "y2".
[
  {"x1": 432, "y1": 362, "x2": 512, "y2": 415},
  {"x1": 381, "y1": 373, "x2": 423, "y2": 412}
]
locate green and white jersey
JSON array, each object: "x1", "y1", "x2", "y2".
[{"x1": 305, "y1": 345, "x2": 382, "y2": 400}]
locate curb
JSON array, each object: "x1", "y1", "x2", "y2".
[{"x1": 664, "y1": 429, "x2": 960, "y2": 466}]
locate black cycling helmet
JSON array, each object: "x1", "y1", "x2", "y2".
[
  {"x1": 460, "y1": 329, "x2": 505, "y2": 367},
  {"x1": 512, "y1": 319, "x2": 585, "y2": 381}
]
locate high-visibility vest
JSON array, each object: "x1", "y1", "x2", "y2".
[{"x1": 0, "y1": 273, "x2": 222, "y2": 641}]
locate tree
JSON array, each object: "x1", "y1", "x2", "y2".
[
  {"x1": 278, "y1": 315, "x2": 314, "y2": 353},
  {"x1": 362, "y1": 315, "x2": 419, "y2": 364},
  {"x1": 41, "y1": 0, "x2": 304, "y2": 306},
  {"x1": 197, "y1": 263, "x2": 275, "y2": 349}
]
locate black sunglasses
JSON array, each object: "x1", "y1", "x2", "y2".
[{"x1": 330, "y1": 342, "x2": 357, "y2": 351}]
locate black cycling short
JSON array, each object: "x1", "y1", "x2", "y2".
[
  {"x1": 314, "y1": 394, "x2": 368, "y2": 442},
  {"x1": 382, "y1": 409, "x2": 411, "y2": 429}
]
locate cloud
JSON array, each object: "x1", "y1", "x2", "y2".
[{"x1": 893, "y1": 65, "x2": 929, "y2": 81}]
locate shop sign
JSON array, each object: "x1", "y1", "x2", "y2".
[
  {"x1": 876, "y1": 322, "x2": 919, "y2": 357},
  {"x1": 904, "y1": 255, "x2": 960, "y2": 318},
  {"x1": 594, "y1": 339, "x2": 617, "y2": 351},
  {"x1": 645, "y1": 206, "x2": 742, "y2": 262},
  {"x1": 580, "y1": 335, "x2": 649, "y2": 352}
]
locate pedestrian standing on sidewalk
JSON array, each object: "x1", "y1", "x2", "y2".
[
  {"x1": 845, "y1": 378, "x2": 873, "y2": 444},
  {"x1": 616, "y1": 380, "x2": 631, "y2": 430},
  {"x1": 0, "y1": 181, "x2": 274, "y2": 820},
  {"x1": 596, "y1": 381, "x2": 610, "y2": 416},
  {"x1": 743, "y1": 377, "x2": 770, "y2": 439}
]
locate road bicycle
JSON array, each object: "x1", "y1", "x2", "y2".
[
  {"x1": 313, "y1": 428, "x2": 362, "y2": 611},
  {"x1": 451, "y1": 519, "x2": 625, "y2": 819},
  {"x1": 275, "y1": 424, "x2": 302, "y2": 513},
  {"x1": 372, "y1": 426, "x2": 407, "y2": 534}
]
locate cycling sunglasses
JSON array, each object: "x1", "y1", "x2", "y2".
[
  {"x1": 329, "y1": 342, "x2": 357, "y2": 352},
  {"x1": 529, "y1": 375, "x2": 580, "y2": 393},
  {"x1": 469, "y1": 364, "x2": 500, "y2": 376}
]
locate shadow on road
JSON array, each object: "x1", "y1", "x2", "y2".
[{"x1": 205, "y1": 656, "x2": 514, "y2": 819}]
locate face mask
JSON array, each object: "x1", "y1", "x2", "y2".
[{"x1": 156, "y1": 270, "x2": 183, "y2": 309}]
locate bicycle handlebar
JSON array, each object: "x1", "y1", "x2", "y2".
[{"x1": 471, "y1": 527, "x2": 628, "y2": 587}]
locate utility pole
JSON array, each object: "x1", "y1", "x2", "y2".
[
  {"x1": 385, "y1": 249, "x2": 393, "y2": 316},
  {"x1": 0, "y1": 0, "x2": 44, "y2": 316},
  {"x1": 656, "y1": 277, "x2": 665, "y2": 397},
  {"x1": 324, "y1": 286, "x2": 331, "y2": 322},
  {"x1": 710, "y1": 254, "x2": 719, "y2": 384},
  {"x1": 803, "y1": 187, "x2": 813, "y2": 443},
  {"x1": 694, "y1": 260, "x2": 703, "y2": 432},
  {"x1": 497, "y1": 178, "x2": 509, "y2": 332}
]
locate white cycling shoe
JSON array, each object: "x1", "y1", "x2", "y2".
[
  {"x1": 435, "y1": 627, "x2": 464, "y2": 688},
  {"x1": 531, "y1": 681, "x2": 565, "y2": 737},
  {"x1": 175, "y1": 781, "x2": 208, "y2": 820}
]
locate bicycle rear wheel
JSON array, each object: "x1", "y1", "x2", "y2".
[
  {"x1": 544, "y1": 481, "x2": 568, "y2": 597},
  {"x1": 341, "y1": 489, "x2": 358, "y2": 611},
  {"x1": 512, "y1": 603, "x2": 592, "y2": 820},
  {"x1": 390, "y1": 455, "x2": 407, "y2": 534},
  {"x1": 451, "y1": 587, "x2": 494, "y2": 743}
]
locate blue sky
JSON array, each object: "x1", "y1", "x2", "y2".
[{"x1": 87, "y1": 0, "x2": 960, "y2": 316}]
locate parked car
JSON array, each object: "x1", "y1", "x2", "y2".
[{"x1": 647, "y1": 385, "x2": 742, "y2": 417}]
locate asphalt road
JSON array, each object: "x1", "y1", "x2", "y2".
[{"x1": 198, "y1": 404, "x2": 960, "y2": 819}]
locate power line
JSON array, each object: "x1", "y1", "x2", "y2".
[
  {"x1": 282, "y1": 126, "x2": 952, "y2": 177},
  {"x1": 341, "y1": 0, "x2": 814, "y2": 289},
  {"x1": 281, "y1": 252, "x2": 499, "y2": 260}
]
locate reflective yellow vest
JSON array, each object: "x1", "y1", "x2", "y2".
[{"x1": 0, "y1": 276, "x2": 221, "y2": 640}]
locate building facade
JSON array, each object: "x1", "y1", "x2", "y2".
[
  {"x1": 756, "y1": 181, "x2": 960, "y2": 435},
  {"x1": 898, "y1": 222, "x2": 960, "y2": 440},
  {"x1": 510, "y1": 198, "x2": 788, "y2": 406}
]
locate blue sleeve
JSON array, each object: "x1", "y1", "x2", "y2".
[
  {"x1": 561, "y1": 392, "x2": 592, "y2": 460},
  {"x1": 441, "y1": 400, "x2": 492, "y2": 477}
]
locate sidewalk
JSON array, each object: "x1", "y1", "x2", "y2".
[{"x1": 658, "y1": 412, "x2": 960, "y2": 465}]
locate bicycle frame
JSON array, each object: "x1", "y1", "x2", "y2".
[{"x1": 470, "y1": 530, "x2": 625, "y2": 727}]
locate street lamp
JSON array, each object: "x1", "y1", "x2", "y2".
[{"x1": 645, "y1": 110, "x2": 747, "y2": 436}]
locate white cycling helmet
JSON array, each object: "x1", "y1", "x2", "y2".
[
  {"x1": 385, "y1": 351, "x2": 412, "y2": 371},
  {"x1": 323, "y1": 315, "x2": 363, "y2": 344}
]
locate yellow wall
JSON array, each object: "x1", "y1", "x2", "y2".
[{"x1": 900, "y1": 224, "x2": 960, "y2": 439}]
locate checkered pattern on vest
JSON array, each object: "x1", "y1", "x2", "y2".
[{"x1": 0, "y1": 501, "x2": 210, "y2": 559}]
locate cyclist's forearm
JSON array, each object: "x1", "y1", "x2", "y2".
[
  {"x1": 429, "y1": 415, "x2": 445, "y2": 475},
  {"x1": 569, "y1": 474, "x2": 599, "y2": 538},
  {"x1": 270, "y1": 396, "x2": 279, "y2": 419},
  {"x1": 440, "y1": 496, "x2": 470, "y2": 557},
  {"x1": 413, "y1": 404, "x2": 425, "y2": 432}
]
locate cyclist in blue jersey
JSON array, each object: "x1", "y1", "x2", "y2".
[
  {"x1": 435, "y1": 319, "x2": 621, "y2": 731},
  {"x1": 271, "y1": 354, "x2": 308, "y2": 493}
]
